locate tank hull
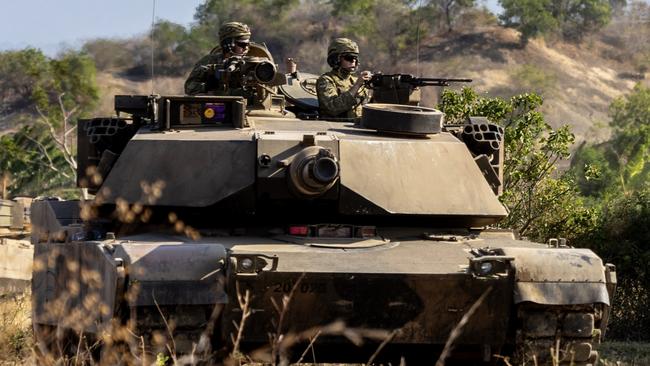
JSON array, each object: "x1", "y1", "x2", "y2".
[{"x1": 31, "y1": 229, "x2": 612, "y2": 363}]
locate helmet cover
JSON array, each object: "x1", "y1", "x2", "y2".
[{"x1": 219, "y1": 22, "x2": 251, "y2": 43}]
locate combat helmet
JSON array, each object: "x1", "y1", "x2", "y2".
[
  {"x1": 327, "y1": 38, "x2": 359, "y2": 68},
  {"x1": 219, "y1": 22, "x2": 251, "y2": 53}
]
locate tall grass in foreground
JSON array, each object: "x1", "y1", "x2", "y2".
[
  {"x1": 0, "y1": 291, "x2": 33, "y2": 365},
  {"x1": 1, "y1": 289, "x2": 647, "y2": 365}
]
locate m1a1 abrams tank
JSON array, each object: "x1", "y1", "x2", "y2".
[
  {"x1": 1, "y1": 197, "x2": 33, "y2": 293},
  {"x1": 30, "y1": 52, "x2": 616, "y2": 365}
]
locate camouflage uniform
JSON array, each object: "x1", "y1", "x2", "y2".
[
  {"x1": 184, "y1": 49, "x2": 245, "y2": 96},
  {"x1": 184, "y1": 22, "x2": 251, "y2": 95},
  {"x1": 316, "y1": 38, "x2": 370, "y2": 119},
  {"x1": 316, "y1": 70, "x2": 370, "y2": 119}
]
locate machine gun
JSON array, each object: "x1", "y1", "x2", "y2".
[{"x1": 366, "y1": 72, "x2": 472, "y2": 105}]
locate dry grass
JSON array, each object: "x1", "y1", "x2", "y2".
[
  {"x1": 2, "y1": 288, "x2": 650, "y2": 365},
  {"x1": 0, "y1": 291, "x2": 33, "y2": 365},
  {"x1": 599, "y1": 341, "x2": 650, "y2": 366}
]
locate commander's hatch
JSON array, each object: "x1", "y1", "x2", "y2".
[{"x1": 278, "y1": 72, "x2": 320, "y2": 118}]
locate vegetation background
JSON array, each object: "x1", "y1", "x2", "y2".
[{"x1": 0, "y1": 0, "x2": 649, "y2": 363}]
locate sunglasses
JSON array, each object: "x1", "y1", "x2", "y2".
[
  {"x1": 235, "y1": 41, "x2": 250, "y2": 49},
  {"x1": 341, "y1": 54, "x2": 358, "y2": 62}
]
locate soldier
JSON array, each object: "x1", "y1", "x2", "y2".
[
  {"x1": 316, "y1": 38, "x2": 372, "y2": 119},
  {"x1": 184, "y1": 22, "x2": 252, "y2": 95}
]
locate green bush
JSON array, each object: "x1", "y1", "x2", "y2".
[
  {"x1": 438, "y1": 87, "x2": 593, "y2": 242},
  {"x1": 512, "y1": 64, "x2": 557, "y2": 95}
]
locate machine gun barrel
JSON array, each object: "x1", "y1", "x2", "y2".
[
  {"x1": 406, "y1": 77, "x2": 473, "y2": 86},
  {"x1": 366, "y1": 73, "x2": 473, "y2": 105}
]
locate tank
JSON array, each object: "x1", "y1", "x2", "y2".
[
  {"x1": 1, "y1": 197, "x2": 33, "y2": 293},
  {"x1": 30, "y1": 49, "x2": 616, "y2": 365}
]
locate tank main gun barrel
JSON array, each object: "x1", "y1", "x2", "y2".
[{"x1": 288, "y1": 147, "x2": 340, "y2": 197}]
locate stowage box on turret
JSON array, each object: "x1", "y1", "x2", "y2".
[{"x1": 31, "y1": 48, "x2": 615, "y2": 365}]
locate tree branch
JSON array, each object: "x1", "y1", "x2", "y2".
[
  {"x1": 35, "y1": 104, "x2": 77, "y2": 172},
  {"x1": 21, "y1": 133, "x2": 70, "y2": 179}
]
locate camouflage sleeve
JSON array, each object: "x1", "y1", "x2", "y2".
[
  {"x1": 316, "y1": 75, "x2": 357, "y2": 117},
  {"x1": 184, "y1": 54, "x2": 221, "y2": 95},
  {"x1": 359, "y1": 85, "x2": 371, "y2": 104}
]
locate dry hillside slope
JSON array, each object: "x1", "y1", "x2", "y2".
[
  {"x1": 414, "y1": 27, "x2": 645, "y2": 143},
  {"x1": 4, "y1": 26, "x2": 646, "y2": 146}
]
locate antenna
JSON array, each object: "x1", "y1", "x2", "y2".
[
  {"x1": 150, "y1": 0, "x2": 157, "y2": 94},
  {"x1": 415, "y1": 0, "x2": 423, "y2": 77}
]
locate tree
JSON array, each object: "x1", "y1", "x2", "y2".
[
  {"x1": 499, "y1": 0, "x2": 560, "y2": 43},
  {"x1": 499, "y1": 0, "x2": 612, "y2": 43},
  {"x1": 0, "y1": 49, "x2": 99, "y2": 197},
  {"x1": 0, "y1": 49, "x2": 49, "y2": 115},
  {"x1": 577, "y1": 186, "x2": 650, "y2": 340},
  {"x1": 328, "y1": 0, "x2": 426, "y2": 67},
  {"x1": 567, "y1": 84, "x2": 650, "y2": 340},
  {"x1": 152, "y1": 21, "x2": 196, "y2": 76},
  {"x1": 571, "y1": 84, "x2": 650, "y2": 196},
  {"x1": 608, "y1": 83, "x2": 650, "y2": 191},
  {"x1": 426, "y1": 0, "x2": 476, "y2": 33},
  {"x1": 191, "y1": 0, "x2": 301, "y2": 64},
  {"x1": 438, "y1": 87, "x2": 595, "y2": 241}
]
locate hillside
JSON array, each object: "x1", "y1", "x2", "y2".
[
  {"x1": 412, "y1": 26, "x2": 644, "y2": 143},
  {"x1": 3, "y1": 26, "x2": 647, "y2": 146}
]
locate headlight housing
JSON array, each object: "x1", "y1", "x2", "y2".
[{"x1": 469, "y1": 256, "x2": 513, "y2": 278}]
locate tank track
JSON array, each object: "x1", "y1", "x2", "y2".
[{"x1": 514, "y1": 303, "x2": 605, "y2": 366}]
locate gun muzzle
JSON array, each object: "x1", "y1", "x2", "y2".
[{"x1": 288, "y1": 147, "x2": 340, "y2": 197}]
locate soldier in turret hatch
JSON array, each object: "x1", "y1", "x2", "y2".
[
  {"x1": 184, "y1": 22, "x2": 252, "y2": 95},
  {"x1": 316, "y1": 38, "x2": 372, "y2": 119}
]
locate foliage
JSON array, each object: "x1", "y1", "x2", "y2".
[
  {"x1": 600, "y1": 341, "x2": 650, "y2": 366},
  {"x1": 0, "y1": 49, "x2": 49, "y2": 115},
  {"x1": 499, "y1": 0, "x2": 560, "y2": 43},
  {"x1": 192, "y1": 0, "x2": 300, "y2": 58},
  {"x1": 512, "y1": 64, "x2": 557, "y2": 96},
  {"x1": 608, "y1": 83, "x2": 650, "y2": 191},
  {"x1": 576, "y1": 187, "x2": 650, "y2": 339},
  {"x1": 82, "y1": 38, "x2": 139, "y2": 71},
  {"x1": 84, "y1": 21, "x2": 199, "y2": 77},
  {"x1": 151, "y1": 21, "x2": 199, "y2": 76},
  {"x1": 571, "y1": 143, "x2": 617, "y2": 197},
  {"x1": 0, "y1": 49, "x2": 98, "y2": 197},
  {"x1": 566, "y1": 84, "x2": 650, "y2": 340},
  {"x1": 80, "y1": 0, "x2": 483, "y2": 77},
  {"x1": 572, "y1": 84, "x2": 650, "y2": 196},
  {"x1": 428, "y1": 0, "x2": 477, "y2": 33},
  {"x1": 438, "y1": 87, "x2": 593, "y2": 242},
  {"x1": 499, "y1": 0, "x2": 612, "y2": 43}
]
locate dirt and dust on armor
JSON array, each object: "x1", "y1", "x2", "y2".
[
  {"x1": 184, "y1": 22, "x2": 252, "y2": 95},
  {"x1": 316, "y1": 38, "x2": 372, "y2": 119}
]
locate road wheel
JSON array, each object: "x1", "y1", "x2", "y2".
[{"x1": 514, "y1": 303, "x2": 603, "y2": 366}]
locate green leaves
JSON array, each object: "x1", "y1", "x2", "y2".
[
  {"x1": 498, "y1": 0, "x2": 612, "y2": 43},
  {"x1": 0, "y1": 49, "x2": 99, "y2": 197},
  {"x1": 572, "y1": 84, "x2": 650, "y2": 196},
  {"x1": 566, "y1": 84, "x2": 650, "y2": 340},
  {"x1": 438, "y1": 87, "x2": 584, "y2": 241},
  {"x1": 499, "y1": 0, "x2": 559, "y2": 43}
]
